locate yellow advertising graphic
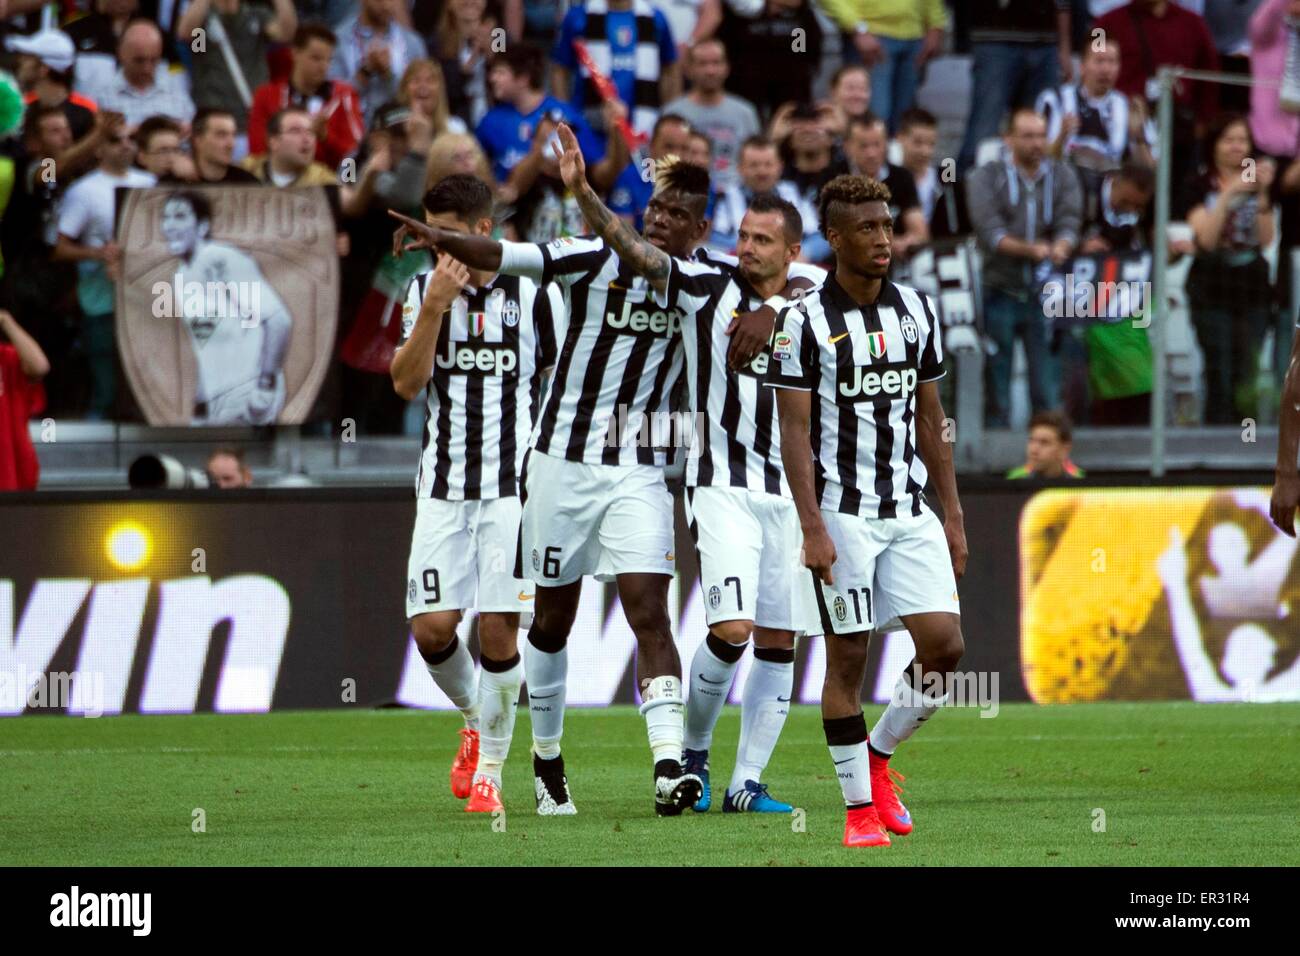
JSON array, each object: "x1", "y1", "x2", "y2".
[{"x1": 1020, "y1": 488, "x2": 1300, "y2": 703}]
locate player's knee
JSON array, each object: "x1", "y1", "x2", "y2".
[
  {"x1": 531, "y1": 605, "x2": 575, "y2": 646},
  {"x1": 410, "y1": 612, "x2": 461, "y2": 659},
  {"x1": 624, "y1": 602, "x2": 672, "y2": 643},
  {"x1": 711, "y1": 619, "x2": 753, "y2": 645},
  {"x1": 921, "y1": 627, "x2": 965, "y2": 674}
]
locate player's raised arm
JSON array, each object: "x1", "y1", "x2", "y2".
[
  {"x1": 391, "y1": 254, "x2": 471, "y2": 401},
  {"x1": 389, "y1": 210, "x2": 504, "y2": 273},
  {"x1": 552, "y1": 122, "x2": 671, "y2": 292}
]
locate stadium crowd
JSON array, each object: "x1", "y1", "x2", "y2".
[{"x1": 1, "y1": 0, "x2": 1300, "y2": 490}]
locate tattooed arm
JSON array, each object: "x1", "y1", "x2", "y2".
[{"x1": 553, "y1": 122, "x2": 671, "y2": 293}]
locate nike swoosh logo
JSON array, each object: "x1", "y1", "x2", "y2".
[
  {"x1": 829, "y1": 332, "x2": 851, "y2": 344},
  {"x1": 833, "y1": 757, "x2": 855, "y2": 765},
  {"x1": 518, "y1": 592, "x2": 534, "y2": 601},
  {"x1": 697, "y1": 673, "x2": 729, "y2": 685},
  {"x1": 777, "y1": 695, "x2": 791, "y2": 702},
  {"x1": 531, "y1": 692, "x2": 559, "y2": 699}
]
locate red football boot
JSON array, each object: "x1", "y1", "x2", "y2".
[
  {"x1": 843, "y1": 805, "x2": 891, "y2": 847},
  {"x1": 450, "y1": 727, "x2": 479, "y2": 799},
  {"x1": 868, "y1": 751, "x2": 913, "y2": 836}
]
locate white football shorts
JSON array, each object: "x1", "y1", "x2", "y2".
[
  {"x1": 808, "y1": 506, "x2": 960, "y2": 636},
  {"x1": 518, "y1": 450, "x2": 675, "y2": 586},
  {"x1": 685, "y1": 485, "x2": 801, "y2": 630},
  {"x1": 405, "y1": 495, "x2": 534, "y2": 618}
]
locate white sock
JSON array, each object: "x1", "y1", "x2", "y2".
[
  {"x1": 684, "y1": 636, "x2": 741, "y2": 752},
  {"x1": 730, "y1": 654, "x2": 793, "y2": 793},
  {"x1": 524, "y1": 635, "x2": 567, "y2": 759},
  {"x1": 476, "y1": 653, "x2": 522, "y2": 783},
  {"x1": 870, "y1": 671, "x2": 949, "y2": 755},
  {"x1": 639, "y1": 674, "x2": 685, "y2": 766},
  {"x1": 828, "y1": 741, "x2": 872, "y2": 806},
  {"x1": 425, "y1": 637, "x2": 479, "y2": 730}
]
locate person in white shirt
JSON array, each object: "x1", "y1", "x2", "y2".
[
  {"x1": 53, "y1": 118, "x2": 157, "y2": 418},
  {"x1": 94, "y1": 21, "x2": 196, "y2": 131}
]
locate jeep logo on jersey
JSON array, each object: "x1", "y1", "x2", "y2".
[
  {"x1": 899, "y1": 313, "x2": 918, "y2": 343},
  {"x1": 604, "y1": 301, "x2": 683, "y2": 337},
  {"x1": 736, "y1": 350, "x2": 770, "y2": 379},
  {"x1": 435, "y1": 340, "x2": 518, "y2": 376},
  {"x1": 838, "y1": 362, "x2": 918, "y2": 402}
]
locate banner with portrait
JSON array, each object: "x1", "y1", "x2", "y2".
[{"x1": 114, "y1": 186, "x2": 339, "y2": 426}]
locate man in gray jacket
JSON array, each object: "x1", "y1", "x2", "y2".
[{"x1": 966, "y1": 107, "x2": 1081, "y2": 428}]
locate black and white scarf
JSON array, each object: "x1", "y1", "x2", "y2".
[{"x1": 580, "y1": 0, "x2": 662, "y2": 137}]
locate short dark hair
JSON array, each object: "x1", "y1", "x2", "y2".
[
  {"x1": 653, "y1": 112, "x2": 691, "y2": 143},
  {"x1": 163, "y1": 189, "x2": 214, "y2": 227},
  {"x1": 897, "y1": 107, "x2": 937, "y2": 135},
  {"x1": 1029, "y1": 410, "x2": 1073, "y2": 444},
  {"x1": 423, "y1": 173, "x2": 494, "y2": 224},
  {"x1": 134, "y1": 115, "x2": 181, "y2": 152},
  {"x1": 489, "y1": 43, "x2": 545, "y2": 90},
  {"x1": 746, "y1": 192, "x2": 802, "y2": 244},
  {"x1": 268, "y1": 107, "x2": 311, "y2": 138},
  {"x1": 208, "y1": 445, "x2": 247, "y2": 467},
  {"x1": 1114, "y1": 162, "x2": 1155, "y2": 195},
  {"x1": 847, "y1": 111, "x2": 886, "y2": 138},
  {"x1": 740, "y1": 135, "x2": 776, "y2": 158},
  {"x1": 1202, "y1": 112, "x2": 1251, "y2": 171},
  {"x1": 817, "y1": 174, "x2": 891, "y2": 240},
  {"x1": 688, "y1": 130, "x2": 712, "y2": 156},
  {"x1": 1005, "y1": 106, "x2": 1044, "y2": 134},
  {"x1": 23, "y1": 102, "x2": 68, "y2": 142},
  {"x1": 293, "y1": 22, "x2": 337, "y2": 49},
  {"x1": 193, "y1": 107, "x2": 236, "y2": 139}
]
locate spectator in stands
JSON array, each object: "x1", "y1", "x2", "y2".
[
  {"x1": 341, "y1": 102, "x2": 436, "y2": 218},
  {"x1": 820, "y1": 0, "x2": 948, "y2": 132},
  {"x1": 0, "y1": 308, "x2": 49, "y2": 492},
  {"x1": 163, "y1": 109, "x2": 261, "y2": 184},
  {"x1": 249, "y1": 23, "x2": 364, "y2": 169},
  {"x1": 175, "y1": 0, "x2": 298, "y2": 145},
  {"x1": 715, "y1": 0, "x2": 823, "y2": 124},
  {"x1": 53, "y1": 117, "x2": 156, "y2": 419},
  {"x1": 1201, "y1": 0, "x2": 1265, "y2": 115},
  {"x1": 432, "y1": 0, "x2": 503, "y2": 128},
  {"x1": 242, "y1": 107, "x2": 339, "y2": 185},
  {"x1": 1181, "y1": 113, "x2": 1277, "y2": 425},
  {"x1": 1250, "y1": 0, "x2": 1300, "y2": 162},
  {"x1": 818, "y1": 64, "x2": 873, "y2": 142},
  {"x1": 709, "y1": 135, "x2": 816, "y2": 253},
  {"x1": 1078, "y1": 163, "x2": 1158, "y2": 425},
  {"x1": 1090, "y1": 0, "x2": 1219, "y2": 189},
  {"x1": 662, "y1": 39, "x2": 760, "y2": 193},
  {"x1": 1037, "y1": 36, "x2": 1153, "y2": 214},
  {"x1": 332, "y1": 0, "x2": 430, "y2": 125},
  {"x1": 608, "y1": 113, "x2": 692, "y2": 230},
  {"x1": 95, "y1": 20, "x2": 196, "y2": 130},
  {"x1": 4, "y1": 106, "x2": 85, "y2": 417},
  {"x1": 843, "y1": 112, "x2": 927, "y2": 258},
  {"x1": 551, "y1": 0, "x2": 681, "y2": 139},
  {"x1": 476, "y1": 44, "x2": 602, "y2": 185},
  {"x1": 897, "y1": 107, "x2": 971, "y2": 239},
  {"x1": 685, "y1": 129, "x2": 713, "y2": 169},
  {"x1": 397, "y1": 59, "x2": 468, "y2": 142},
  {"x1": 7, "y1": 28, "x2": 96, "y2": 140},
  {"x1": 68, "y1": 0, "x2": 146, "y2": 96},
  {"x1": 957, "y1": 0, "x2": 1073, "y2": 171},
  {"x1": 769, "y1": 101, "x2": 847, "y2": 261},
  {"x1": 1006, "y1": 410, "x2": 1085, "y2": 478},
  {"x1": 425, "y1": 132, "x2": 496, "y2": 190},
  {"x1": 500, "y1": 97, "x2": 628, "y2": 241},
  {"x1": 207, "y1": 446, "x2": 253, "y2": 488},
  {"x1": 133, "y1": 115, "x2": 192, "y2": 179},
  {"x1": 967, "y1": 107, "x2": 1082, "y2": 428}
]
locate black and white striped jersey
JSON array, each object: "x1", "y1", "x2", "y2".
[
  {"x1": 657, "y1": 249, "x2": 825, "y2": 494},
  {"x1": 763, "y1": 275, "x2": 945, "y2": 519},
  {"x1": 401, "y1": 271, "x2": 560, "y2": 500},
  {"x1": 498, "y1": 236, "x2": 686, "y2": 467}
]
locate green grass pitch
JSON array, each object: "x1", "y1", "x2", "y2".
[{"x1": 2, "y1": 702, "x2": 1297, "y2": 866}]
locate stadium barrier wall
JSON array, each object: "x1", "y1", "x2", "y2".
[{"x1": 1, "y1": 479, "x2": 1292, "y2": 716}]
